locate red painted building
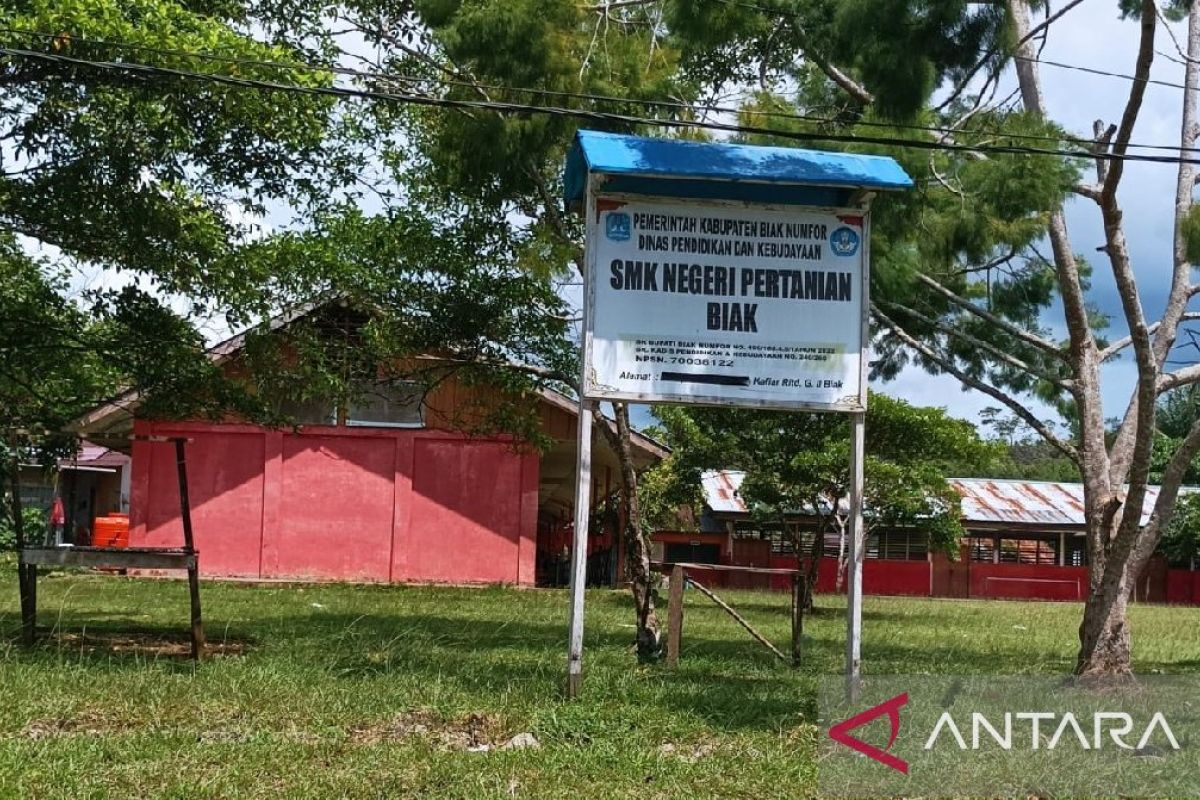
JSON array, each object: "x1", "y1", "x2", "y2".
[
  {"x1": 654, "y1": 470, "x2": 1197, "y2": 604},
  {"x1": 75, "y1": 323, "x2": 665, "y2": 587}
]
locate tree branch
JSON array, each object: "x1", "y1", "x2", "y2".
[
  {"x1": 1102, "y1": 0, "x2": 1160, "y2": 500},
  {"x1": 1101, "y1": 0, "x2": 1157, "y2": 201},
  {"x1": 1101, "y1": 314, "x2": 1200, "y2": 363},
  {"x1": 1132, "y1": 413, "x2": 1200, "y2": 566},
  {"x1": 1007, "y1": 0, "x2": 1108, "y2": 496},
  {"x1": 937, "y1": 0, "x2": 1087, "y2": 113},
  {"x1": 1158, "y1": 362, "x2": 1200, "y2": 394},
  {"x1": 872, "y1": 306, "x2": 1077, "y2": 461},
  {"x1": 913, "y1": 272, "x2": 1067, "y2": 360},
  {"x1": 877, "y1": 299, "x2": 1072, "y2": 390}
]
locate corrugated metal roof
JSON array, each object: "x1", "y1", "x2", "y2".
[
  {"x1": 564, "y1": 130, "x2": 914, "y2": 207},
  {"x1": 701, "y1": 470, "x2": 1174, "y2": 528},
  {"x1": 702, "y1": 470, "x2": 747, "y2": 514}
]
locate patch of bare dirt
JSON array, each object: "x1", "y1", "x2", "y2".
[
  {"x1": 22, "y1": 711, "x2": 127, "y2": 740},
  {"x1": 51, "y1": 632, "x2": 251, "y2": 658},
  {"x1": 658, "y1": 739, "x2": 719, "y2": 763},
  {"x1": 348, "y1": 709, "x2": 505, "y2": 751}
]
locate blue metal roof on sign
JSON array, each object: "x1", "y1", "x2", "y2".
[{"x1": 564, "y1": 130, "x2": 913, "y2": 208}]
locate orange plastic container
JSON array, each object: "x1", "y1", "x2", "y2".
[{"x1": 92, "y1": 513, "x2": 130, "y2": 548}]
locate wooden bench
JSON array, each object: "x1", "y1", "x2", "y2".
[
  {"x1": 17, "y1": 545, "x2": 205, "y2": 660},
  {"x1": 11, "y1": 437, "x2": 205, "y2": 660}
]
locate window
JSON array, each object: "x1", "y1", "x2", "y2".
[
  {"x1": 278, "y1": 381, "x2": 425, "y2": 428},
  {"x1": 346, "y1": 381, "x2": 424, "y2": 428},
  {"x1": 733, "y1": 523, "x2": 796, "y2": 555},
  {"x1": 865, "y1": 529, "x2": 929, "y2": 561},
  {"x1": 997, "y1": 537, "x2": 1058, "y2": 565},
  {"x1": 968, "y1": 536, "x2": 996, "y2": 562},
  {"x1": 1065, "y1": 538, "x2": 1088, "y2": 566}
]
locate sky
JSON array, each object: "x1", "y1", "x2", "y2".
[{"x1": 883, "y1": 1, "x2": 1195, "y2": 432}]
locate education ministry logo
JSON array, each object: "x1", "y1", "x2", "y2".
[
  {"x1": 605, "y1": 212, "x2": 631, "y2": 241},
  {"x1": 818, "y1": 675, "x2": 1196, "y2": 798},
  {"x1": 829, "y1": 226, "x2": 860, "y2": 257}
]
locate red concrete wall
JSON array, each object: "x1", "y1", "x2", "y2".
[
  {"x1": 969, "y1": 563, "x2": 1088, "y2": 601},
  {"x1": 130, "y1": 421, "x2": 539, "y2": 585},
  {"x1": 765, "y1": 555, "x2": 930, "y2": 596},
  {"x1": 1167, "y1": 570, "x2": 1200, "y2": 605},
  {"x1": 863, "y1": 560, "x2": 931, "y2": 596}
]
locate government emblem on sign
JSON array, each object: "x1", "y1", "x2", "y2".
[
  {"x1": 830, "y1": 226, "x2": 860, "y2": 257},
  {"x1": 605, "y1": 212, "x2": 631, "y2": 241}
]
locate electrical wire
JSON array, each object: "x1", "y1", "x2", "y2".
[
  {"x1": 4, "y1": 44, "x2": 1200, "y2": 168},
  {"x1": 4, "y1": 26, "x2": 1200, "y2": 156}
]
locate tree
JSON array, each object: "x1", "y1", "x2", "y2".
[
  {"x1": 975, "y1": 407, "x2": 1081, "y2": 482},
  {"x1": 0, "y1": 0, "x2": 375, "y2": 435},
  {"x1": 655, "y1": 393, "x2": 1000, "y2": 608},
  {"x1": 675, "y1": 0, "x2": 1200, "y2": 678},
  {"x1": 312, "y1": 0, "x2": 1038, "y2": 662},
  {"x1": 864, "y1": 0, "x2": 1200, "y2": 678}
]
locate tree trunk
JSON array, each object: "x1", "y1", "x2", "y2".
[
  {"x1": 599, "y1": 403, "x2": 662, "y2": 662},
  {"x1": 1076, "y1": 591, "x2": 1132, "y2": 678},
  {"x1": 1075, "y1": 554, "x2": 1134, "y2": 678},
  {"x1": 804, "y1": 522, "x2": 822, "y2": 611},
  {"x1": 786, "y1": 515, "x2": 818, "y2": 613}
]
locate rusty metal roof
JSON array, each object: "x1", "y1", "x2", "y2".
[
  {"x1": 702, "y1": 470, "x2": 1172, "y2": 528},
  {"x1": 702, "y1": 470, "x2": 747, "y2": 514}
]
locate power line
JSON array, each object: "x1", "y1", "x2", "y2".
[
  {"x1": 1015, "y1": 54, "x2": 1189, "y2": 91},
  {"x1": 5, "y1": 26, "x2": 1200, "y2": 157},
  {"x1": 4, "y1": 45, "x2": 1200, "y2": 168}
]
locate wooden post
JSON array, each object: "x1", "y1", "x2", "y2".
[
  {"x1": 173, "y1": 438, "x2": 205, "y2": 661},
  {"x1": 21, "y1": 564, "x2": 36, "y2": 647},
  {"x1": 790, "y1": 573, "x2": 803, "y2": 666},
  {"x1": 666, "y1": 564, "x2": 684, "y2": 667},
  {"x1": 8, "y1": 453, "x2": 36, "y2": 646},
  {"x1": 845, "y1": 412, "x2": 866, "y2": 700},
  {"x1": 565, "y1": 400, "x2": 593, "y2": 698},
  {"x1": 689, "y1": 577, "x2": 788, "y2": 662}
]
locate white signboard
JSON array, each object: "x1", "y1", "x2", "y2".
[{"x1": 582, "y1": 195, "x2": 867, "y2": 411}]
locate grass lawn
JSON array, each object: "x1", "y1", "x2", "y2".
[{"x1": 2, "y1": 561, "x2": 1200, "y2": 799}]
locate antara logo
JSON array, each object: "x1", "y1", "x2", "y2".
[
  {"x1": 923, "y1": 711, "x2": 1180, "y2": 752},
  {"x1": 828, "y1": 692, "x2": 910, "y2": 774}
]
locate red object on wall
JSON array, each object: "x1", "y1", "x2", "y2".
[
  {"x1": 92, "y1": 514, "x2": 130, "y2": 548},
  {"x1": 130, "y1": 421, "x2": 539, "y2": 585}
]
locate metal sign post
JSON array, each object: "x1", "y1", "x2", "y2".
[
  {"x1": 565, "y1": 398, "x2": 594, "y2": 698},
  {"x1": 845, "y1": 411, "x2": 866, "y2": 700}
]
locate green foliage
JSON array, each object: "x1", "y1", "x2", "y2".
[
  {"x1": 0, "y1": 507, "x2": 47, "y2": 551},
  {"x1": 1, "y1": 0, "x2": 361, "y2": 315},
  {"x1": 637, "y1": 449, "x2": 706, "y2": 533},
  {"x1": 232, "y1": 205, "x2": 578, "y2": 446},
  {"x1": 368, "y1": 0, "x2": 690, "y2": 210},
  {"x1": 973, "y1": 407, "x2": 1081, "y2": 482},
  {"x1": 830, "y1": 0, "x2": 1007, "y2": 119},
  {"x1": 1151, "y1": 387, "x2": 1200, "y2": 486},
  {"x1": 1160, "y1": 492, "x2": 1200, "y2": 564},
  {"x1": 1180, "y1": 205, "x2": 1200, "y2": 265},
  {"x1": 0, "y1": 0, "x2": 377, "y2": 441},
  {"x1": 653, "y1": 393, "x2": 999, "y2": 553}
]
